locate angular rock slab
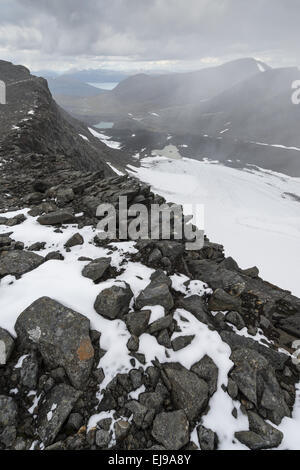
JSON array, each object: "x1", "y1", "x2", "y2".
[
  {"x1": 37, "y1": 210, "x2": 76, "y2": 226},
  {"x1": 152, "y1": 410, "x2": 189, "y2": 450},
  {"x1": 0, "y1": 328, "x2": 14, "y2": 365},
  {"x1": 15, "y1": 297, "x2": 94, "y2": 389},
  {"x1": 94, "y1": 283, "x2": 133, "y2": 320},
  {"x1": 82, "y1": 257, "x2": 111, "y2": 282},
  {"x1": 37, "y1": 384, "x2": 82, "y2": 446},
  {"x1": 235, "y1": 412, "x2": 283, "y2": 450},
  {"x1": 0, "y1": 250, "x2": 44, "y2": 278},
  {"x1": 163, "y1": 363, "x2": 208, "y2": 421},
  {"x1": 135, "y1": 280, "x2": 174, "y2": 311}
]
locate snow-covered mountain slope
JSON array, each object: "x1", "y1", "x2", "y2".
[{"x1": 128, "y1": 158, "x2": 300, "y2": 297}]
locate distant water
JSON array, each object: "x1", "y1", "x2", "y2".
[
  {"x1": 94, "y1": 121, "x2": 114, "y2": 129},
  {"x1": 87, "y1": 82, "x2": 119, "y2": 90}
]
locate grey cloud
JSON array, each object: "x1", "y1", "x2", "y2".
[{"x1": 0, "y1": 0, "x2": 299, "y2": 70}]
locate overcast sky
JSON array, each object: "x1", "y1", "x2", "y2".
[{"x1": 0, "y1": 0, "x2": 299, "y2": 73}]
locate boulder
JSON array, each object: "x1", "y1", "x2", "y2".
[
  {"x1": 208, "y1": 288, "x2": 242, "y2": 312},
  {"x1": 125, "y1": 401, "x2": 155, "y2": 430},
  {"x1": 37, "y1": 210, "x2": 76, "y2": 226},
  {"x1": 191, "y1": 355, "x2": 219, "y2": 396},
  {"x1": 163, "y1": 363, "x2": 208, "y2": 421},
  {"x1": 136, "y1": 280, "x2": 174, "y2": 311},
  {"x1": 230, "y1": 348, "x2": 290, "y2": 424},
  {"x1": 125, "y1": 310, "x2": 151, "y2": 337},
  {"x1": 152, "y1": 410, "x2": 189, "y2": 450},
  {"x1": 235, "y1": 412, "x2": 283, "y2": 450},
  {"x1": 197, "y1": 425, "x2": 218, "y2": 450},
  {"x1": 15, "y1": 297, "x2": 94, "y2": 389},
  {"x1": 37, "y1": 384, "x2": 82, "y2": 446},
  {"x1": 94, "y1": 283, "x2": 133, "y2": 320},
  {"x1": 64, "y1": 233, "x2": 84, "y2": 248},
  {"x1": 177, "y1": 295, "x2": 212, "y2": 325},
  {"x1": 0, "y1": 250, "x2": 44, "y2": 278},
  {"x1": 171, "y1": 335, "x2": 195, "y2": 351},
  {"x1": 82, "y1": 258, "x2": 111, "y2": 282}
]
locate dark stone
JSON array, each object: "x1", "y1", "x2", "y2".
[
  {"x1": 94, "y1": 283, "x2": 133, "y2": 320},
  {"x1": 163, "y1": 363, "x2": 208, "y2": 421},
  {"x1": 148, "y1": 315, "x2": 173, "y2": 334},
  {"x1": 197, "y1": 425, "x2": 218, "y2": 450},
  {"x1": 45, "y1": 251, "x2": 64, "y2": 261},
  {"x1": 15, "y1": 297, "x2": 94, "y2": 389},
  {"x1": 191, "y1": 355, "x2": 219, "y2": 396},
  {"x1": 208, "y1": 288, "x2": 242, "y2": 312},
  {"x1": 82, "y1": 258, "x2": 111, "y2": 282},
  {"x1": 136, "y1": 280, "x2": 174, "y2": 312},
  {"x1": 37, "y1": 384, "x2": 82, "y2": 446},
  {"x1": 37, "y1": 210, "x2": 76, "y2": 226},
  {"x1": 220, "y1": 331, "x2": 288, "y2": 370},
  {"x1": 171, "y1": 335, "x2": 195, "y2": 351},
  {"x1": 0, "y1": 250, "x2": 44, "y2": 278},
  {"x1": 235, "y1": 411, "x2": 283, "y2": 450},
  {"x1": 19, "y1": 352, "x2": 39, "y2": 389},
  {"x1": 64, "y1": 233, "x2": 84, "y2": 248},
  {"x1": 177, "y1": 295, "x2": 211, "y2": 325},
  {"x1": 125, "y1": 310, "x2": 151, "y2": 337},
  {"x1": 225, "y1": 311, "x2": 245, "y2": 330},
  {"x1": 125, "y1": 401, "x2": 155, "y2": 430},
  {"x1": 152, "y1": 410, "x2": 189, "y2": 450}
]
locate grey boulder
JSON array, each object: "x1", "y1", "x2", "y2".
[
  {"x1": 152, "y1": 410, "x2": 189, "y2": 450},
  {"x1": 82, "y1": 258, "x2": 111, "y2": 282},
  {"x1": 94, "y1": 283, "x2": 133, "y2": 320},
  {"x1": 0, "y1": 250, "x2": 44, "y2": 278},
  {"x1": 135, "y1": 279, "x2": 174, "y2": 312},
  {"x1": 163, "y1": 363, "x2": 208, "y2": 421},
  {"x1": 37, "y1": 384, "x2": 82, "y2": 446},
  {"x1": 15, "y1": 297, "x2": 94, "y2": 389},
  {"x1": 235, "y1": 411, "x2": 283, "y2": 450},
  {"x1": 37, "y1": 210, "x2": 76, "y2": 226}
]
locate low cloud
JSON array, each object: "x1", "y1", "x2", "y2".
[{"x1": 0, "y1": 0, "x2": 299, "y2": 72}]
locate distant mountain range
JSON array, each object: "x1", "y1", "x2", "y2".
[{"x1": 37, "y1": 57, "x2": 300, "y2": 175}]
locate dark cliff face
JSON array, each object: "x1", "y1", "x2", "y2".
[{"x1": 0, "y1": 60, "x2": 119, "y2": 174}]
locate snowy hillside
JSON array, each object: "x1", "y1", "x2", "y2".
[{"x1": 128, "y1": 157, "x2": 300, "y2": 298}]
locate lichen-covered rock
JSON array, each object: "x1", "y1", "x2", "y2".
[{"x1": 15, "y1": 297, "x2": 94, "y2": 389}]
